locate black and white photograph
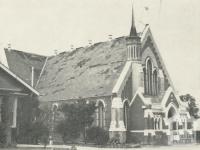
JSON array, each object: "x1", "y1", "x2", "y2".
[{"x1": 0, "y1": 0, "x2": 200, "y2": 149}]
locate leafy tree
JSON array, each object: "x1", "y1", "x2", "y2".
[
  {"x1": 86, "y1": 126, "x2": 109, "y2": 145},
  {"x1": 17, "y1": 96, "x2": 49, "y2": 144},
  {"x1": 180, "y1": 94, "x2": 200, "y2": 118},
  {"x1": 27, "y1": 121, "x2": 49, "y2": 144},
  {"x1": 56, "y1": 100, "x2": 96, "y2": 143}
]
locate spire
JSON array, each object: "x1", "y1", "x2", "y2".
[{"x1": 129, "y1": 3, "x2": 137, "y2": 37}]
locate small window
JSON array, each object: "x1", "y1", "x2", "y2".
[
  {"x1": 187, "y1": 122, "x2": 192, "y2": 129},
  {"x1": 131, "y1": 47, "x2": 133, "y2": 58},
  {"x1": 173, "y1": 122, "x2": 177, "y2": 130},
  {"x1": 134, "y1": 46, "x2": 137, "y2": 58}
]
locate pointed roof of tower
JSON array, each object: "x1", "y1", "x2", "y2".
[{"x1": 129, "y1": 4, "x2": 138, "y2": 37}]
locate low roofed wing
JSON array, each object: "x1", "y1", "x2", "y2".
[
  {"x1": 37, "y1": 37, "x2": 127, "y2": 101},
  {"x1": 0, "y1": 63, "x2": 39, "y2": 96},
  {"x1": 5, "y1": 49, "x2": 47, "y2": 86}
]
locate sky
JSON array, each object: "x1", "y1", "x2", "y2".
[{"x1": 0, "y1": 0, "x2": 200, "y2": 99}]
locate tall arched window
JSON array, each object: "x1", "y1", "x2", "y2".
[
  {"x1": 144, "y1": 58, "x2": 160, "y2": 96},
  {"x1": 123, "y1": 100, "x2": 129, "y2": 129},
  {"x1": 146, "y1": 59, "x2": 152, "y2": 95},
  {"x1": 143, "y1": 68, "x2": 147, "y2": 94},
  {"x1": 153, "y1": 70, "x2": 158, "y2": 96},
  {"x1": 98, "y1": 101, "x2": 105, "y2": 128}
]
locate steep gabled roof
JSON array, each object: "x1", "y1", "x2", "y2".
[
  {"x1": 37, "y1": 37, "x2": 127, "y2": 102},
  {"x1": 141, "y1": 26, "x2": 175, "y2": 91},
  {"x1": 5, "y1": 49, "x2": 47, "y2": 86},
  {"x1": 0, "y1": 62, "x2": 39, "y2": 95},
  {"x1": 4, "y1": 26, "x2": 176, "y2": 102}
]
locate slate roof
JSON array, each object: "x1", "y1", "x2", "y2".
[
  {"x1": 4, "y1": 28, "x2": 174, "y2": 103},
  {"x1": 37, "y1": 37, "x2": 127, "y2": 102},
  {"x1": 5, "y1": 49, "x2": 47, "y2": 86},
  {"x1": 0, "y1": 62, "x2": 39, "y2": 95}
]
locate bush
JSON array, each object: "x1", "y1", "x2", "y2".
[
  {"x1": 126, "y1": 132, "x2": 141, "y2": 144},
  {"x1": 154, "y1": 132, "x2": 168, "y2": 145},
  {"x1": 17, "y1": 121, "x2": 49, "y2": 144},
  {"x1": 56, "y1": 120, "x2": 80, "y2": 144},
  {"x1": 56, "y1": 101, "x2": 96, "y2": 143},
  {"x1": 109, "y1": 134, "x2": 121, "y2": 145},
  {"x1": 0, "y1": 123, "x2": 6, "y2": 147},
  {"x1": 86, "y1": 126, "x2": 109, "y2": 145}
]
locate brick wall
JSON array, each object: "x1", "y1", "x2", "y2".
[{"x1": 129, "y1": 95, "x2": 145, "y2": 130}]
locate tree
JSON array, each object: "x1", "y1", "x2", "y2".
[
  {"x1": 180, "y1": 94, "x2": 200, "y2": 118},
  {"x1": 86, "y1": 126, "x2": 109, "y2": 145},
  {"x1": 17, "y1": 96, "x2": 49, "y2": 144},
  {"x1": 27, "y1": 121, "x2": 49, "y2": 144},
  {"x1": 56, "y1": 100, "x2": 96, "y2": 143}
]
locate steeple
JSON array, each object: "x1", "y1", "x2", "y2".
[
  {"x1": 129, "y1": 4, "x2": 137, "y2": 37},
  {"x1": 126, "y1": 3, "x2": 141, "y2": 61}
]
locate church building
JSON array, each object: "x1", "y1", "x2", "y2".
[{"x1": 3, "y1": 6, "x2": 194, "y2": 145}]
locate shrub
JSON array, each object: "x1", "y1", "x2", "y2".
[
  {"x1": 109, "y1": 134, "x2": 121, "y2": 145},
  {"x1": 86, "y1": 126, "x2": 109, "y2": 145},
  {"x1": 0, "y1": 123, "x2": 6, "y2": 147},
  {"x1": 154, "y1": 132, "x2": 168, "y2": 145},
  {"x1": 126, "y1": 132, "x2": 141, "y2": 144},
  {"x1": 56, "y1": 100, "x2": 96, "y2": 143},
  {"x1": 56, "y1": 120, "x2": 80, "y2": 143},
  {"x1": 21, "y1": 121, "x2": 49, "y2": 144}
]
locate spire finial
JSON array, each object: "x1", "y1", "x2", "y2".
[
  {"x1": 131, "y1": 2, "x2": 135, "y2": 27},
  {"x1": 130, "y1": 1, "x2": 137, "y2": 37}
]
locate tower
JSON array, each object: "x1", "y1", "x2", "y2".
[
  {"x1": 126, "y1": 4, "x2": 143, "y2": 96},
  {"x1": 126, "y1": 5, "x2": 141, "y2": 61}
]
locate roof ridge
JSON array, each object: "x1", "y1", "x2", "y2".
[
  {"x1": 5, "y1": 36, "x2": 128, "y2": 59},
  {"x1": 4, "y1": 48, "x2": 47, "y2": 58}
]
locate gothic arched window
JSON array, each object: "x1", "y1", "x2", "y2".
[
  {"x1": 98, "y1": 101, "x2": 105, "y2": 128},
  {"x1": 146, "y1": 59, "x2": 153, "y2": 95},
  {"x1": 153, "y1": 70, "x2": 158, "y2": 96},
  {"x1": 154, "y1": 118, "x2": 157, "y2": 130},
  {"x1": 144, "y1": 58, "x2": 160, "y2": 96},
  {"x1": 143, "y1": 68, "x2": 147, "y2": 94},
  {"x1": 123, "y1": 100, "x2": 129, "y2": 129}
]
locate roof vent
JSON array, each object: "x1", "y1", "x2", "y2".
[
  {"x1": 54, "y1": 49, "x2": 58, "y2": 56},
  {"x1": 70, "y1": 45, "x2": 74, "y2": 51},
  {"x1": 88, "y1": 40, "x2": 92, "y2": 46},
  {"x1": 108, "y1": 35, "x2": 112, "y2": 40},
  {"x1": 7, "y1": 43, "x2": 11, "y2": 51}
]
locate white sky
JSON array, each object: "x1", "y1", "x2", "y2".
[{"x1": 0, "y1": 0, "x2": 200, "y2": 99}]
